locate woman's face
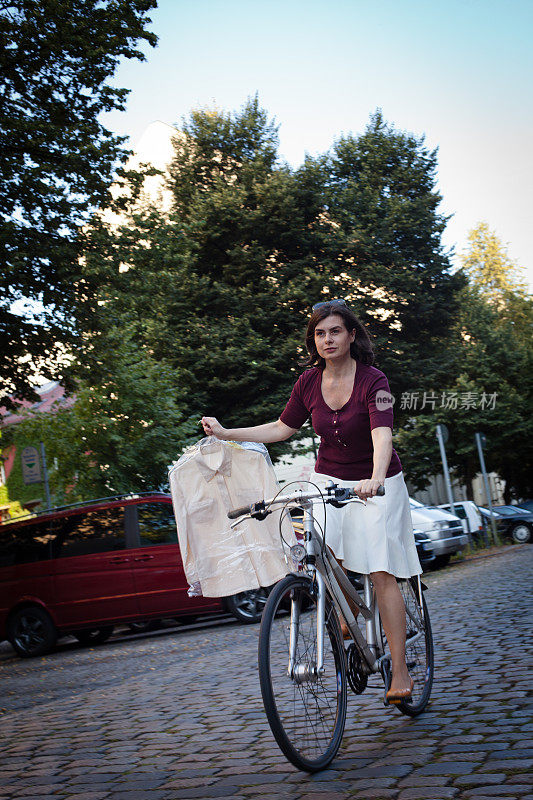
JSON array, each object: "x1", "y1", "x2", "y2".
[{"x1": 314, "y1": 313, "x2": 355, "y2": 362}]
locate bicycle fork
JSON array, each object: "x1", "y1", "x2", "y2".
[
  {"x1": 288, "y1": 504, "x2": 326, "y2": 684},
  {"x1": 287, "y1": 569, "x2": 326, "y2": 685}
]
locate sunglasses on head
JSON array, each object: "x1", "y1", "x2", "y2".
[{"x1": 312, "y1": 298, "x2": 347, "y2": 312}]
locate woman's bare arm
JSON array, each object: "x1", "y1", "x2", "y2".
[
  {"x1": 353, "y1": 426, "x2": 392, "y2": 500},
  {"x1": 370, "y1": 426, "x2": 393, "y2": 483},
  {"x1": 201, "y1": 416, "x2": 297, "y2": 443}
]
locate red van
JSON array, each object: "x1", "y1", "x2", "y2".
[{"x1": 0, "y1": 492, "x2": 269, "y2": 657}]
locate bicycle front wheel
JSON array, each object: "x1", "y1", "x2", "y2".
[{"x1": 258, "y1": 574, "x2": 347, "y2": 772}]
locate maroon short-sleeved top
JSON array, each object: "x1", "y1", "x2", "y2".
[{"x1": 280, "y1": 362, "x2": 402, "y2": 481}]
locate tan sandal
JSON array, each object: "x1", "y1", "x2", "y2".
[{"x1": 386, "y1": 678, "x2": 414, "y2": 704}]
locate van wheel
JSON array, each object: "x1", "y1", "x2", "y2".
[
  {"x1": 8, "y1": 607, "x2": 57, "y2": 658},
  {"x1": 225, "y1": 588, "x2": 269, "y2": 624},
  {"x1": 74, "y1": 626, "x2": 114, "y2": 646}
]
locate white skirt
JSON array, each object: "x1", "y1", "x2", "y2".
[{"x1": 310, "y1": 470, "x2": 422, "y2": 578}]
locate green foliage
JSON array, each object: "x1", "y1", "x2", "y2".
[
  {"x1": 323, "y1": 111, "x2": 466, "y2": 407},
  {"x1": 77, "y1": 98, "x2": 337, "y2": 463},
  {"x1": 3, "y1": 339, "x2": 199, "y2": 505},
  {"x1": 6, "y1": 97, "x2": 480, "y2": 502},
  {"x1": 397, "y1": 281, "x2": 533, "y2": 500},
  {"x1": 75, "y1": 102, "x2": 462, "y2": 472},
  {"x1": 0, "y1": 0, "x2": 157, "y2": 403},
  {"x1": 461, "y1": 221, "x2": 529, "y2": 304}
]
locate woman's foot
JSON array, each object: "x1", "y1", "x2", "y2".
[{"x1": 386, "y1": 675, "x2": 414, "y2": 704}]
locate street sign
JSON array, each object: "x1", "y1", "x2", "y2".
[
  {"x1": 436, "y1": 423, "x2": 449, "y2": 444},
  {"x1": 21, "y1": 446, "x2": 42, "y2": 485}
]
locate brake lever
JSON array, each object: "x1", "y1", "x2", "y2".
[
  {"x1": 229, "y1": 508, "x2": 271, "y2": 529},
  {"x1": 329, "y1": 487, "x2": 353, "y2": 508},
  {"x1": 229, "y1": 514, "x2": 251, "y2": 530}
]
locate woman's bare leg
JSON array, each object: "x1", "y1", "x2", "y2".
[{"x1": 370, "y1": 570, "x2": 412, "y2": 693}]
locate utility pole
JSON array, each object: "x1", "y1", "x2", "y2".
[
  {"x1": 475, "y1": 432, "x2": 499, "y2": 545},
  {"x1": 436, "y1": 424, "x2": 473, "y2": 546},
  {"x1": 435, "y1": 424, "x2": 455, "y2": 512}
]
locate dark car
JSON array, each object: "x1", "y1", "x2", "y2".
[
  {"x1": 478, "y1": 505, "x2": 533, "y2": 544},
  {"x1": 412, "y1": 530, "x2": 436, "y2": 569},
  {"x1": 0, "y1": 493, "x2": 274, "y2": 658},
  {"x1": 516, "y1": 499, "x2": 533, "y2": 514}
]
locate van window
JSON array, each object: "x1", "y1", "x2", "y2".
[
  {"x1": 0, "y1": 520, "x2": 53, "y2": 567},
  {"x1": 50, "y1": 508, "x2": 126, "y2": 558},
  {"x1": 138, "y1": 503, "x2": 178, "y2": 546},
  {"x1": 444, "y1": 505, "x2": 466, "y2": 519},
  {"x1": 442, "y1": 504, "x2": 466, "y2": 519}
]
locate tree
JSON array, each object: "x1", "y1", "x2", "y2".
[
  {"x1": 323, "y1": 111, "x2": 465, "y2": 413},
  {"x1": 76, "y1": 98, "x2": 336, "y2": 463},
  {"x1": 461, "y1": 221, "x2": 528, "y2": 305},
  {"x1": 397, "y1": 225, "x2": 533, "y2": 501},
  {"x1": 79, "y1": 103, "x2": 464, "y2": 427},
  {"x1": 0, "y1": 0, "x2": 157, "y2": 404},
  {"x1": 2, "y1": 335, "x2": 199, "y2": 505}
]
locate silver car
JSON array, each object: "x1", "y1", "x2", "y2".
[{"x1": 409, "y1": 499, "x2": 468, "y2": 569}]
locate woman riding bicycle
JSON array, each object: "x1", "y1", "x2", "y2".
[{"x1": 201, "y1": 299, "x2": 421, "y2": 702}]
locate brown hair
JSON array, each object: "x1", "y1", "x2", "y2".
[{"x1": 301, "y1": 303, "x2": 375, "y2": 368}]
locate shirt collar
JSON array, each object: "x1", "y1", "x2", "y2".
[{"x1": 194, "y1": 441, "x2": 233, "y2": 482}]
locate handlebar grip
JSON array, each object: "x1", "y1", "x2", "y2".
[
  {"x1": 349, "y1": 485, "x2": 385, "y2": 498},
  {"x1": 227, "y1": 504, "x2": 252, "y2": 520}
]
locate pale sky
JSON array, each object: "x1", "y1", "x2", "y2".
[{"x1": 103, "y1": 0, "x2": 533, "y2": 288}]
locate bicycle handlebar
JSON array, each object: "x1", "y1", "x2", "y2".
[
  {"x1": 227, "y1": 502, "x2": 264, "y2": 520},
  {"x1": 227, "y1": 483, "x2": 384, "y2": 520}
]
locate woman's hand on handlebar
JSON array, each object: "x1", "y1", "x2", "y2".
[
  {"x1": 201, "y1": 416, "x2": 228, "y2": 439},
  {"x1": 353, "y1": 478, "x2": 384, "y2": 501}
]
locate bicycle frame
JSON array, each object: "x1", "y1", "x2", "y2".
[
  {"x1": 229, "y1": 482, "x2": 425, "y2": 688},
  {"x1": 296, "y1": 497, "x2": 425, "y2": 680},
  {"x1": 298, "y1": 498, "x2": 382, "y2": 675}
]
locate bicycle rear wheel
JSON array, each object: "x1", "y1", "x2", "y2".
[
  {"x1": 258, "y1": 574, "x2": 347, "y2": 772},
  {"x1": 394, "y1": 579, "x2": 434, "y2": 716}
]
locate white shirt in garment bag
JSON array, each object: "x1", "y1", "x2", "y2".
[{"x1": 168, "y1": 439, "x2": 296, "y2": 597}]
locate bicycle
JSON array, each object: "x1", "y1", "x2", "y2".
[{"x1": 227, "y1": 481, "x2": 434, "y2": 772}]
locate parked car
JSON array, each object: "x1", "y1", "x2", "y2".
[
  {"x1": 409, "y1": 499, "x2": 468, "y2": 569},
  {"x1": 478, "y1": 505, "x2": 533, "y2": 544},
  {"x1": 437, "y1": 501, "x2": 485, "y2": 541},
  {"x1": 412, "y1": 529, "x2": 436, "y2": 569},
  {"x1": 516, "y1": 499, "x2": 533, "y2": 513},
  {"x1": 0, "y1": 493, "x2": 273, "y2": 658}
]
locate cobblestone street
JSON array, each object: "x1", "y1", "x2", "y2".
[{"x1": 0, "y1": 545, "x2": 531, "y2": 800}]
